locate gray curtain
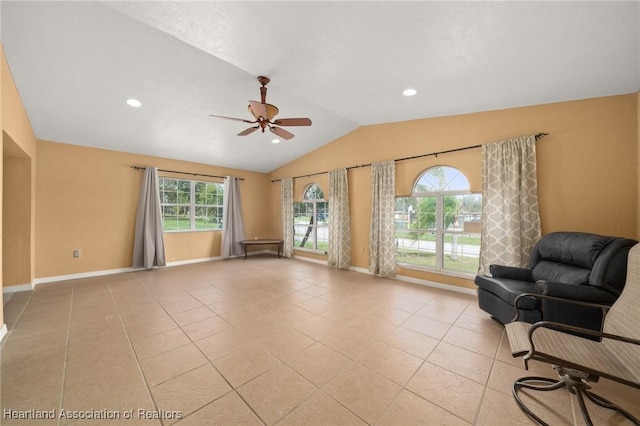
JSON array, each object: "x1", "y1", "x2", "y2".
[
  {"x1": 133, "y1": 167, "x2": 166, "y2": 269},
  {"x1": 369, "y1": 160, "x2": 396, "y2": 277},
  {"x1": 328, "y1": 168, "x2": 351, "y2": 269},
  {"x1": 281, "y1": 178, "x2": 294, "y2": 258},
  {"x1": 221, "y1": 176, "x2": 246, "y2": 258},
  {"x1": 479, "y1": 135, "x2": 541, "y2": 274}
]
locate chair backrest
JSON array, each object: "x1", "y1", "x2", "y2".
[
  {"x1": 589, "y1": 237, "x2": 638, "y2": 294},
  {"x1": 603, "y1": 243, "x2": 640, "y2": 384},
  {"x1": 529, "y1": 232, "x2": 613, "y2": 284},
  {"x1": 528, "y1": 232, "x2": 636, "y2": 296}
]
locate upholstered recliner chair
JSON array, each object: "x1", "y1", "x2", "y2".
[{"x1": 475, "y1": 232, "x2": 637, "y2": 332}]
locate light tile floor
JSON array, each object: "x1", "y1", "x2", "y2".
[{"x1": 2, "y1": 255, "x2": 639, "y2": 425}]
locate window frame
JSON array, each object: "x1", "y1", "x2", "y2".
[
  {"x1": 293, "y1": 183, "x2": 329, "y2": 253},
  {"x1": 159, "y1": 177, "x2": 224, "y2": 233},
  {"x1": 395, "y1": 166, "x2": 482, "y2": 278}
]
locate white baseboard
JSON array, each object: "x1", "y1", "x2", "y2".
[
  {"x1": 166, "y1": 256, "x2": 224, "y2": 266},
  {"x1": 29, "y1": 252, "x2": 266, "y2": 287},
  {"x1": 33, "y1": 266, "x2": 142, "y2": 286},
  {"x1": 348, "y1": 265, "x2": 370, "y2": 274},
  {"x1": 0, "y1": 324, "x2": 7, "y2": 342},
  {"x1": 295, "y1": 258, "x2": 476, "y2": 296},
  {"x1": 348, "y1": 265, "x2": 475, "y2": 295},
  {"x1": 26, "y1": 253, "x2": 475, "y2": 297},
  {"x1": 3, "y1": 283, "x2": 34, "y2": 294}
]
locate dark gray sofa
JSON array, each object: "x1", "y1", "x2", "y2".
[{"x1": 474, "y1": 232, "x2": 637, "y2": 332}]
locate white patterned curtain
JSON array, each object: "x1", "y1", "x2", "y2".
[
  {"x1": 369, "y1": 161, "x2": 396, "y2": 277},
  {"x1": 281, "y1": 178, "x2": 294, "y2": 258},
  {"x1": 479, "y1": 135, "x2": 541, "y2": 274},
  {"x1": 328, "y1": 168, "x2": 351, "y2": 269},
  {"x1": 132, "y1": 167, "x2": 166, "y2": 269},
  {"x1": 221, "y1": 176, "x2": 246, "y2": 258}
]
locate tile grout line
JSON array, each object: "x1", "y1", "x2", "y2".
[
  {"x1": 106, "y1": 274, "x2": 167, "y2": 426},
  {"x1": 185, "y1": 266, "x2": 374, "y2": 424},
  {"x1": 0, "y1": 291, "x2": 35, "y2": 346},
  {"x1": 5, "y1": 259, "x2": 607, "y2": 425},
  {"x1": 57, "y1": 281, "x2": 75, "y2": 426},
  {"x1": 471, "y1": 327, "x2": 505, "y2": 425},
  {"x1": 137, "y1": 269, "x2": 268, "y2": 425},
  {"x1": 258, "y1": 339, "x2": 370, "y2": 425},
  {"x1": 185, "y1": 275, "x2": 296, "y2": 425},
  {"x1": 178, "y1": 280, "x2": 274, "y2": 425},
  {"x1": 369, "y1": 303, "x2": 492, "y2": 425}
]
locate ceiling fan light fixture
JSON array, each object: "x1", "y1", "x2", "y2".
[
  {"x1": 271, "y1": 139, "x2": 280, "y2": 144},
  {"x1": 126, "y1": 98, "x2": 142, "y2": 107},
  {"x1": 402, "y1": 88, "x2": 417, "y2": 97}
]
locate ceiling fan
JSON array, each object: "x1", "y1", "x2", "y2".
[{"x1": 210, "y1": 76, "x2": 312, "y2": 140}]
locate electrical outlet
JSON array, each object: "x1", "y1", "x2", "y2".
[{"x1": 73, "y1": 249, "x2": 81, "y2": 258}]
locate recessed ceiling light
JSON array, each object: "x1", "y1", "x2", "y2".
[
  {"x1": 402, "y1": 88, "x2": 417, "y2": 97},
  {"x1": 126, "y1": 98, "x2": 142, "y2": 107},
  {"x1": 271, "y1": 139, "x2": 280, "y2": 144}
]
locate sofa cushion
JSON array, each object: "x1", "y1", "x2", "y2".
[
  {"x1": 474, "y1": 275, "x2": 537, "y2": 310},
  {"x1": 531, "y1": 260, "x2": 591, "y2": 285}
]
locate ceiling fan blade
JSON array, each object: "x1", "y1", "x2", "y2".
[
  {"x1": 238, "y1": 126, "x2": 259, "y2": 136},
  {"x1": 273, "y1": 118, "x2": 312, "y2": 127},
  {"x1": 248, "y1": 101, "x2": 279, "y2": 120},
  {"x1": 270, "y1": 126, "x2": 295, "y2": 140},
  {"x1": 209, "y1": 114, "x2": 254, "y2": 124}
]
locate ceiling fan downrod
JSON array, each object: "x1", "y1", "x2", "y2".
[{"x1": 258, "y1": 76, "x2": 270, "y2": 104}]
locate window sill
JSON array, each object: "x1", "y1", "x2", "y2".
[
  {"x1": 163, "y1": 229, "x2": 223, "y2": 234},
  {"x1": 396, "y1": 262, "x2": 476, "y2": 280},
  {"x1": 294, "y1": 247, "x2": 327, "y2": 256}
]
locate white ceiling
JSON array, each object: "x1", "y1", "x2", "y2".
[{"x1": 2, "y1": 1, "x2": 639, "y2": 173}]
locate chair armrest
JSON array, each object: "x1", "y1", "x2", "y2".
[
  {"x1": 528, "y1": 321, "x2": 640, "y2": 347},
  {"x1": 535, "y1": 281, "x2": 618, "y2": 305},
  {"x1": 489, "y1": 265, "x2": 532, "y2": 281},
  {"x1": 512, "y1": 293, "x2": 610, "y2": 322}
]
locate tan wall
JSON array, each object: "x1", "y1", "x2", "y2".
[
  {"x1": 35, "y1": 140, "x2": 270, "y2": 279},
  {"x1": 637, "y1": 92, "x2": 640, "y2": 240},
  {"x1": 2, "y1": 51, "x2": 36, "y2": 160},
  {"x1": 269, "y1": 94, "x2": 639, "y2": 290},
  {"x1": 0, "y1": 46, "x2": 4, "y2": 329},
  {"x1": 2, "y1": 46, "x2": 38, "y2": 336},
  {"x1": 3, "y1": 143, "x2": 32, "y2": 286}
]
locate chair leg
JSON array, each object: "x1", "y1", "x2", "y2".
[
  {"x1": 582, "y1": 389, "x2": 640, "y2": 425},
  {"x1": 512, "y1": 369, "x2": 640, "y2": 426},
  {"x1": 512, "y1": 376, "x2": 565, "y2": 426}
]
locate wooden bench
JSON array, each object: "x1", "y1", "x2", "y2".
[{"x1": 239, "y1": 239, "x2": 284, "y2": 259}]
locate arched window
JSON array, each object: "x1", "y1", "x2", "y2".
[
  {"x1": 395, "y1": 166, "x2": 482, "y2": 275},
  {"x1": 293, "y1": 184, "x2": 329, "y2": 252}
]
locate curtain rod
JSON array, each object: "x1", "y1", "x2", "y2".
[
  {"x1": 131, "y1": 166, "x2": 244, "y2": 181},
  {"x1": 271, "y1": 132, "x2": 548, "y2": 183}
]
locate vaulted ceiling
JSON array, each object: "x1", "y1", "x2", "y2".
[{"x1": 2, "y1": 1, "x2": 639, "y2": 172}]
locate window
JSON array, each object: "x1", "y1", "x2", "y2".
[
  {"x1": 395, "y1": 166, "x2": 482, "y2": 275},
  {"x1": 294, "y1": 183, "x2": 329, "y2": 252},
  {"x1": 159, "y1": 178, "x2": 224, "y2": 232}
]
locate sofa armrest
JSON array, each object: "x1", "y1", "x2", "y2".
[
  {"x1": 489, "y1": 265, "x2": 532, "y2": 281},
  {"x1": 513, "y1": 293, "x2": 611, "y2": 316},
  {"x1": 534, "y1": 281, "x2": 618, "y2": 305}
]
